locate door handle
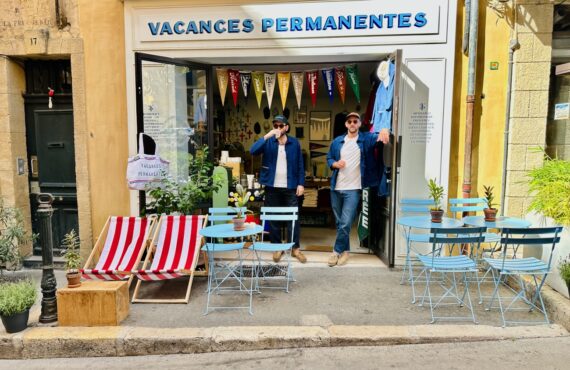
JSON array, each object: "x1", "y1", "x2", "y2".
[{"x1": 30, "y1": 156, "x2": 39, "y2": 177}]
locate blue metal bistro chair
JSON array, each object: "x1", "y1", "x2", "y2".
[
  {"x1": 484, "y1": 227, "x2": 562, "y2": 327},
  {"x1": 418, "y1": 227, "x2": 486, "y2": 324},
  {"x1": 251, "y1": 207, "x2": 298, "y2": 293}
]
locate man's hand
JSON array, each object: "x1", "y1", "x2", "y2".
[
  {"x1": 377, "y1": 129, "x2": 390, "y2": 144},
  {"x1": 264, "y1": 128, "x2": 281, "y2": 140},
  {"x1": 334, "y1": 160, "x2": 346, "y2": 169},
  {"x1": 296, "y1": 185, "x2": 304, "y2": 197}
]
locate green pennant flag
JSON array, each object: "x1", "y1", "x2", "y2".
[
  {"x1": 358, "y1": 188, "x2": 370, "y2": 241},
  {"x1": 346, "y1": 64, "x2": 361, "y2": 104}
]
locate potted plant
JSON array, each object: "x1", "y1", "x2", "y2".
[
  {"x1": 229, "y1": 183, "x2": 253, "y2": 231},
  {"x1": 427, "y1": 178, "x2": 445, "y2": 223},
  {"x1": 61, "y1": 229, "x2": 82, "y2": 288},
  {"x1": 559, "y1": 256, "x2": 570, "y2": 297},
  {"x1": 0, "y1": 199, "x2": 34, "y2": 274},
  {"x1": 482, "y1": 185, "x2": 498, "y2": 222},
  {"x1": 0, "y1": 280, "x2": 36, "y2": 333}
]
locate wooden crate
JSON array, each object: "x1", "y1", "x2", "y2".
[{"x1": 57, "y1": 281, "x2": 129, "y2": 326}]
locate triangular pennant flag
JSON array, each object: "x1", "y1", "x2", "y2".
[
  {"x1": 240, "y1": 71, "x2": 251, "y2": 102},
  {"x1": 306, "y1": 70, "x2": 319, "y2": 108},
  {"x1": 264, "y1": 72, "x2": 276, "y2": 108},
  {"x1": 291, "y1": 72, "x2": 304, "y2": 109},
  {"x1": 216, "y1": 68, "x2": 229, "y2": 106},
  {"x1": 335, "y1": 66, "x2": 347, "y2": 104},
  {"x1": 346, "y1": 64, "x2": 361, "y2": 103},
  {"x1": 277, "y1": 72, "x2": 291, "y2": 110},
  {"x1": 310, "y1": 151, "x2": 327, "y2": 159},
  {"x1": 322, "y1": 68, "x2": 335, "y2": 103},
  {"x1": 228, "y1": 69, "x2": 240, "y2": 107},
  {"x1": 252, "y1": 71, "x2": 264, "y2": 108},
  {"x1": 309, "y1": 142, "x2": 328, "y2": 151}
]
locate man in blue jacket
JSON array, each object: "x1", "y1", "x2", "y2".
[
  {"x1": 250, "y1": 115, "x2": 307, "y2": 263},
  {"x1": 326, "y1": 112, "x2": 381, "y2": 266}
]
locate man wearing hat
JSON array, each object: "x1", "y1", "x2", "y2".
[
  {"x1": 250, "y1": 115, "x2": 307, "y2": 263},
  {"x1": 326, "y1": 112, "x2": 381, "y2": 267}
]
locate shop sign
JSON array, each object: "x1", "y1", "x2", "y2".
[{"x1": 135, "y1": 0, "x2": 441, "y2": 42}]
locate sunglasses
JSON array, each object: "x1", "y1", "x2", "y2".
[
  {"x1": 273, "y1": 123, "x2": 286, "y2": 129},
  {"x1": 347, "y1": 119, "x2": 360, "y2": 124}
]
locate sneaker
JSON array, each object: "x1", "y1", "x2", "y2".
[
  {"x1": 292, "y1": 248, "x2": 307, "y2": 263},
  {"x1": 338, "y1": 251, "x2": 350, "y2": 266},
  {"x1": 273, "y1": 251, "x2": 284, "y2": 263},
  {"x1": 328, "y1": 253, "x2": 339, "y2": 267}
]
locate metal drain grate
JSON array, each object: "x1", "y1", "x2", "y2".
[{"x1": 239, "y1": 265, "x2": 288, "y2": 278}]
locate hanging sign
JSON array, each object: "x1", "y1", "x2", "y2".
[
  {"x1": 322, "y1": 68, "x2": 335, "y2": 103},
  {"x1": 309, "y1": 142, "x2": 328, "y2": 151},
  {"x1": 306, "y1": 70, "x2": 319, "y2": 108},
  {"x1": 252, "y1": 71, "x2": 264, "y2": 108},
  {"x1": 240, "y1": 71, "x2": 252, "y2": 102},
  {"x1": 291, "y1": 72, "x2": 304, "y2": 109},
  {"x1": 264, "y1": 72, "x2": 276, "y2": 108},
  {"x1": 335, "y1": 66, "x2": 347, "y2": 104},
  {"x1": 216, "y1": 68, "x2": 229, "y2": 106},
  {"x1": 277, "y1": 72, "x2": 291, "y2": 109},
  {"x1": 346, "y1": 64, "x2": 361, "y2": 103},
  {"x1": 228, "y1": 69, "x2": 240, "y2": 107}
]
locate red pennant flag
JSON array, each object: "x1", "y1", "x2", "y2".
[
  {"x1": 306, "y1": 70, "x2": 319, "y2": 108},
  {"x1": 335, "y1": 67, "x2": 347, "y2": 104},
  {"x1": 228, "y1": 69, "x2": 240, "y2": 107}
]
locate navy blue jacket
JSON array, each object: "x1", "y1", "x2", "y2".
[
  {"x1": 250, "y1": 135, "x2": 305, "y2": 189},
  {"x1": 326, "y1": 132, "x2": 380, "y2": 190}
]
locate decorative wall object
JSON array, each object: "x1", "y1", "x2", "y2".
[
  {"x1": 295, "y1": 105, "x2": 307, "y2": 125},
  {"x1": 295, "y1": 127, "x2": 304, "y2": 138},
  {"x1": 309, "y1": 111, "x2": 331, "y2": 141}
]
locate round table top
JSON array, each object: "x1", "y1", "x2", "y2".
[
  {"x1": 199, "y1": 223, "x2": 264, "y2": 238},
  {"x1": 462, "y1": 216, "x2": 531, "y2": 229},
  {"x1": 397, "y1": 216, "x2": 463, "y2": 229}
]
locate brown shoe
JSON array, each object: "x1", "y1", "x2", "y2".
[
  {"x1": 273, "y1": 251, "x2": 284, "y2": 263},
  {"x1": 328, "y1": 253, "x2": 339, "y2": 267},
  {"x1": 337, "y1": 251, "x2": 350, "y2": 266},
  {"x1": 292, "y1": 248, "x2": 307, "y2": 263}
]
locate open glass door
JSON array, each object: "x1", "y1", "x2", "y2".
[{"x1": 134, "y1": 52, "x2": 211, "y2": 212}]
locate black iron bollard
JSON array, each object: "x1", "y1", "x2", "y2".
[{"x1": 37, "y1": 193, "x2": 58, "y2": 323}]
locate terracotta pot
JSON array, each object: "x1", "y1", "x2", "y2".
[
  {"x1": 430, "y1": 210, "x2": 444, "y2": 223},
  {"x1": 232, "y1": 217, "x2": 246, "y2": 231},
  {"x1": 66, "y1": 271, "x2": 82, "y2": 288},
  {"x1": 484, "y1": 208, "x2": 498, "y2": 222}
]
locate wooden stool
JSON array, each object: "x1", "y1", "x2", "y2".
[{"x1": 57, "y1": 280, "x2": 129, "y2": 326}]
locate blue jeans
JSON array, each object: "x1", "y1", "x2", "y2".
[
  {"x1": 264, "y1": 187, "x2": 300, "y2": 248},
  {"x1": 331, "y1": 190, "x2": 361, "y2": 254}
]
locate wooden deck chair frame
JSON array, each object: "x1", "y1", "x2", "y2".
[
  {"x1": 82, "y1": 215, "x2": 158, "y2": 287},
  {"x1": 131, "y1": 215, "x2": 208, "y2": 304}
]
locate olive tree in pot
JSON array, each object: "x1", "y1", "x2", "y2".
[
  {"x1": 482, "y1": 185, "x2": 498, "y2": 222},
  {"x1": 0, "y1": 199, "x2": 33, "y2": 275},
  {"x1": 61, "y1": 230, "x2": 81, "y2": 288},
  {"x1": 427, "y1": 178, "x2": 445, "y2": 223},
  {"x1": 0, "y1": 280, "x2": 37, "y2": 333}
]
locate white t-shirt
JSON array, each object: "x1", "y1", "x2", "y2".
[
  {"x1": 335, "y1": 135, "x2": 361, "y2": 190},
  {"x1": 273, "y1": 144, "x2": 288, "y2": 188}
]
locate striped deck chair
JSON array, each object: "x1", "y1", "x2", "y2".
[
  {"x1": 82, "y1": 216, "x2": 157, "y2": 285},
  {"x1": 131, "y1": 215, "x2": 208, "y2": 304}
]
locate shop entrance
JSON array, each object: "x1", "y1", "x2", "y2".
[{"x1": 134, "y1": 52, "x2": 402, "y2": 267}]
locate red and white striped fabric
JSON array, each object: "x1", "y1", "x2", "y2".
[
  {"x1": 82, "y1": 217, "x2": 150, "y2": 281},
  {"x1": 135, "y1": 215, "x2": 205, "y2": 281}
]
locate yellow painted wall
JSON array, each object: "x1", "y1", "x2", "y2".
[
  {"x1": 449, "y1": 2, "x2": 513, "y2": 208},
  {"x1": 78, "y1": 0, "x2": 130, "y2": 239}
]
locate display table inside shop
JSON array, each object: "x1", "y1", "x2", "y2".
[
  {"x1": 57, "y1": 280, "x2": 129, "y2": 326},
  {"x1": 300, "y1": 178, "x2": 334, "y2": 227}
]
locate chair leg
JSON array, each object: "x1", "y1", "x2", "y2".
[{"x1": 425, "y1": 270, "x2": 435, "y2": 324}]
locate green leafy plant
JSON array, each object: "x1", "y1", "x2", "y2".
[
  {"x1": 482, "y1": 185, "x2": 497, "y2": 210},
  {"x1": 228, "y1": 184, "x2": 254, "y2": 219},
  {"x1": 146, "y1": 146, "x2": 222, "y2": 215},
  {"x1": 559, "y1": 256, "x2": 570, "y2": 284},
  {"x1": 0, "y1": 280, "x2": 36, "y2": 317},
  {"x1": 61, "y1": 229, "x2": 81, "y2": 272},
  {"x1": 527, "y1": 152, "x2": 570, "y2": 226},
  {"x1": 427, "y1": 178, "x2": 444, "y2": 211},
  {"x1": 0, "y1": 199, "x2": 33, "y2": 275}
]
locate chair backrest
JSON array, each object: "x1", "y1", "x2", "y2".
[
  {"x1": 260, "y1": 207, "x2": 298, "y2": 242},
  {"x1": 400, "y1": 198, "x2": 435, "y2": 214},
  {"x1": 500, "y1": 227, "x2": 563, "y2": 269},
  {"x1": 151, "y1": 215, "x2": 206, "y2": 271},
  {"x1": 427, "y1": 227, "x2": 487, "y2": 266},
  {"x1": 208, "y1": 207, "x2": 247, "y2": 225},
  {"x1": 96, "y1": 216, "x2": 153, "y2": 271},
  {"x1": 449, "y1": 197, "x2": 488, "y2": 216}
]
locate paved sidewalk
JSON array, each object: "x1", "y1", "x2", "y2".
[{"x1": 1, "y1": 252, "x2": 569, "y2": 359}]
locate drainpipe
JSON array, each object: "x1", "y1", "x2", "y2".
[
  {"x1": 500, "y1": 39, "x2": 520, "y2": 216},
  {"x1": 462, "y1": 0, "x2": 471, "y2": 55},
  {"x1": 462, "y1": 0, "x2": 479, "y2": 199}
]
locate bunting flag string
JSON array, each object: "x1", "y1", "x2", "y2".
[
  {"x1": 346, "y1": 64, "x2": 361, "y2": 104},
  {"x1": 335, "y1": 66, "x2": 347, "y2": 104},
  {"x1": 216, "y1": 68, "x2": 229, "y2": 106},
  {"x1": 277, "y1": 72, "x2": 290, "y2": 110},
  {"x1": 228, "y1": 69, "x2": 240, "y2": 107},
  {"x1": 252, "y1": 71, "x2": 264, "y2": 108},
  {"x1": 264, "y1": 72, "x2": 276, "y2": 108},
  {"x1": 240, "y1": 71, "x2": 251, "y2": 102},
  {"x1": 291, "y1": 72, "x2": 304, "y2": 109},
  {"x1": 306, "y1": 70, "x2": 319, "y2": 108},
  {"x1": 322, "y1": 68, "x2": 335, "y2": 103}
]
